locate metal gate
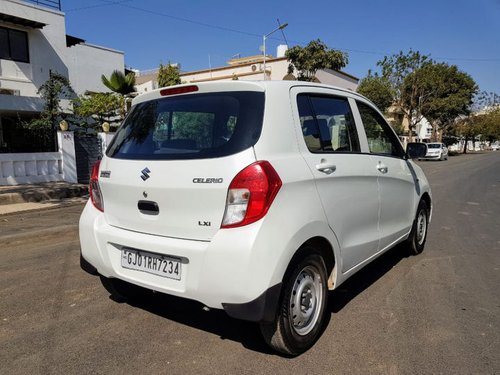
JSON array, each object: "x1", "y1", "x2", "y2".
[{"x1": 74, "y1": 133, "x2": 101, "y2": 184}]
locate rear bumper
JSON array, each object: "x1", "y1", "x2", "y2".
[{"x1": 79, "y1": 201, "x2": 283, "y2": 322}]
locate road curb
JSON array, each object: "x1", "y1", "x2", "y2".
[
  {"x1": 1, "y1": 224, "x2": 79, "y2": 244},
  {"x1": 0, "y1": 198, "x2": 87, "y2": 217},
  {"x1": 0, "y1": 185, "x2": 88, "y2": 206}
]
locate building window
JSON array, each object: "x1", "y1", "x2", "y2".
[{"x1": 0, "y1": 27, "x2": 30, "y2": 63}]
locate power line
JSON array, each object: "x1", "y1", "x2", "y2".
[
  {"x1": 67, "y1": 0, "x2": 500, "y2": 64},
  {"x1": 65, "y1": 0, "x2": 133, "y2": 13},
  {"x1": 98, "y1": 0, "x2": 262, "y2": 39}
]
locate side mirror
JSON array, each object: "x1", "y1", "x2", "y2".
[{"x1": 406, "y1": 142, "x2": 427, "y2": 159}]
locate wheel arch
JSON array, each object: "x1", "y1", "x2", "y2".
[
  {"x1": 285, "y1": 236, "x2": 337, "y2": 290},
  {"x1": 420, "y1": 192, "x2": 432, "y2": 221}
]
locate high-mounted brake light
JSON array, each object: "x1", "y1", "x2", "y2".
[
  {"x1": 221, "y1": 161, "x2": 282, "y2": 228},
  {"x1": 89, "y1": 160, "x2": 104, "y2": 212},
  {"x1": 160, "y1": 85, "x2": 199, "y2": 96}
]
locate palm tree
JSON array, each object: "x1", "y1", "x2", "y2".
[{"x1": 101, "y1": 70, "x2": 136, "y2": 95}]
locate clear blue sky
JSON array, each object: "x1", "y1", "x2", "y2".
[{"x1": 62, "y1": 0, "x2": 500, "y2": 93}]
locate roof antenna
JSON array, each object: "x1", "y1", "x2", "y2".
[{"x1": 277, "y1": 18, "x2": 289, "y2": 46}]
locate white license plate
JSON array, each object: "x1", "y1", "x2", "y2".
[{"x1": 121, "y1": 248, "x2": 182, "y2": 280}]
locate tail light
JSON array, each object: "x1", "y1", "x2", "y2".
[
  {"x1": 221, "y1": 161, "x2": 282, "y2": 228},
  {"x1": 89, "y1": 160, "x2": 104, "y2": 212}
]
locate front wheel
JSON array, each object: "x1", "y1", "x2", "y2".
[
  {"x1": 260, "y1": 252, "x2": 328, "y2": 356},
  {"x1": 406, "y1": 200, "x2": 429, "y2": 255}
]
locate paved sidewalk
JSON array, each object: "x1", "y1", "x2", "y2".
[{"x1": 0, "y1": 182, "x2": 88, "y2": 216}]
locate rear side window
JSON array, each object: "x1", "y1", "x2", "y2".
[
  {"x1": 297, "y1": 94, "x2": 360, "y2": 153},
  {"x1": 107, "y1": 92, "x2": 264, "y2": 160},
  {"x1": 356, "y1": 101, "x2": 404, "y2": 157}
]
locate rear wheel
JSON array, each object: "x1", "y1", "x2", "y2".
[
  {"x1": 100, "y1": 276, "x2": 144, "y2": 301},
  {"x1": 406, "y1": 200, "x2": 429, "y2": 255},
  {"x1": 260, "y1": 251, "x2": 328, "y2": 356}
]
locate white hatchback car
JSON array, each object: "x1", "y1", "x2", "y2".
[
  {"x1": 422, "y1": 142, "x2": 448, "y2": 161},
  {"x1": 79, "y1": 81, "x2": 432, "y2": 355}
]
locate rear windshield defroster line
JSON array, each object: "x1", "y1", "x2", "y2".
[{"x1": 106, "y1": 91, "x2": 265, "y2": 160}]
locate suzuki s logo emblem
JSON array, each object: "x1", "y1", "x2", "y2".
[{"x1": 141, "y1": 167, "x2": 151, "y2": 181}]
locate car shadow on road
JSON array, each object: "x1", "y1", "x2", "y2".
[
  {"x1": 327, "y1": 244, "x2": 410, "y2": 315},
  {"x1": 118, "y1": 286, "x2": 275, "y2": 355},
  {"x1": 108, "y1": 244, "x2": 411, "y2": 356}
]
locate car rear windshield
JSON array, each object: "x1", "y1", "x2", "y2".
[{"x1": 107, "y1": 91, "x2": 265, "y2": 160}]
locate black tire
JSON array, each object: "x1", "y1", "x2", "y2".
[
  {"x1": 260, "y1": 251, "x2": 328, "y2": 356},
  {"x1": 100, "y1": 276, "x2": 144, "y2": 301},
  {"x1": 406, "y1": 200, "x2": 429, "y2": 255}
]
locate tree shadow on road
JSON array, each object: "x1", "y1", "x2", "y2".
[{"x1": 104, "y1": 244, "x2": 411, "y2": 356}]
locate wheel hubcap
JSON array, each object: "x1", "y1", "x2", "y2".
[
  {"x1": 290, "y1": 265, "x2": 323, "y2": 336},
  {"x1": 416, "y1": 209, "x2": 427, "y2": 246}
]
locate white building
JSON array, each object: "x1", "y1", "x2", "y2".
[
  {"x1": 415, "y1": 117, "x2": 433, "y2": 141},
  {"x1": 0, "y1": 0, "x2": 125, "y2": 152},
  {"x1": 135, "y1": 45, "x2": 359, "y2": 95}
]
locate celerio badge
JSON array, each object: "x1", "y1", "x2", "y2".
[
  {"x1": 192, "y1": 178, "x2": 223, "y2": 183},
  {"x1": 141, "y1": 167, "x2": 151, "y2": 181}
]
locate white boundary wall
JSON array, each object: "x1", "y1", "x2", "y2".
[{"x1": 0, "y1": 131, "x2": 77, "y2": 185}]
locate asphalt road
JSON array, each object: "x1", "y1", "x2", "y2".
[{"x1": 1, "y1": 152, "x2": 499, "y2": 374}]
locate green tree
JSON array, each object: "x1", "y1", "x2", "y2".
[
  {"x1": 157, "y1": 63, "x2": 181, "y2": 87},
  {"x1": 450, "y1": 92, "x2": 500, "y2": 152},
  {"x1": 481, "y1": 107, "x2": 500, "y2": 141},
  {"x1": 23, "y1": 71, "x2": 74, "y2": 149},
  {"x1": 476, "y1": 92, "x2": 500, "y2": 141},
  {"x1": 376, "y1": 50, "x2": 432, "y2": 140},
  {"x1": 451, "y1": 115, "x2": 482, "y2": 154},
  {"x1": 285, "y1": 39, "x2": 348, "y2": 82},
  {"x1": 415, "y1": 63, "x2": 477, "y2": 140},
  {"x1": 378, "y1": 49, "x2": 431, "y2": 100},
  {"x1": 72, "y1": 92, "x2": 124, "y2": 130},
  {"x1": 101, "y1": 70, "x2": 136, "y2": 95},
  {"x1": 357, "y1": 71, "x2": 394, "y2": 112}
]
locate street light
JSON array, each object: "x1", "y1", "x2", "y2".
[{"x1": 262, "y1": 22, "x2": 288, "y2": 80}]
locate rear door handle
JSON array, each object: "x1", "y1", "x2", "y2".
[
  {"x1": 316, "y1": 160, "x2": 336, "y2": 175},
  {"x1": 376, "y1": 162, "x2": 388, "y2": 174}
]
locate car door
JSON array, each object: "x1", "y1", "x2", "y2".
[
  {"x1": 355, "y1": 100, "x2": 416, "y2": 251},
  {"x1": 291, "y1": 88, "x2": 381, "y2": 273}
]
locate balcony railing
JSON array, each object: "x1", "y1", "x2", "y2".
[{"x1": 23, "y1": 0, "x2": 61, "y2": 11}]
